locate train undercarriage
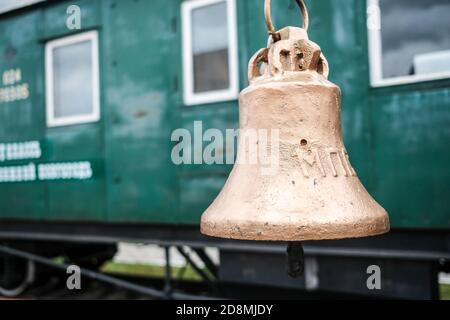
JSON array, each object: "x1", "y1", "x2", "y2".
[{"x1": 1, "y1": 222, "x2": 449, "y2": 299}]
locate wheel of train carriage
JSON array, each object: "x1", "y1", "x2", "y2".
[{"x1": 0, "y1": 252, "x2": 35, "y2": 298}]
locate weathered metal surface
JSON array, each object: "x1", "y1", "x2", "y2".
[
  {"x1": 101, "y1": 0, "x2": 179, "y2": 223},
  {"x1": 201, "y1": 25, "x2": 389, "y2": 240}
]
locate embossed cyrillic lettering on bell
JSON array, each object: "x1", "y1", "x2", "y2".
[
  {"x1": 296, "y1": 147, "x2": 357, "y2": 178},
  {"x1": 296, "y1": 148, "x2": 325, "y2": 178}
]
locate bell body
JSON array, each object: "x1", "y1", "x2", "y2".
[{"x1": 201, "y1": 27, "x2": 389, "y2": 241}]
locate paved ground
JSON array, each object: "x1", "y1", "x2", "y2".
[
  {"x1": 440, "y1": 272, "x2": 450, "y2": 285},
  {"x1": 114, "y1": 243, "x2": 450, "y2": 287},
  {"x1": 113, "y1": 243, "x2": 219, "y2": 268}
]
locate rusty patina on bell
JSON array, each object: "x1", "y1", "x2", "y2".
[{"x1": 201, "y1": 2, "x2": 389, "y2": 242}]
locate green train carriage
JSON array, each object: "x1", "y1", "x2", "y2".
[{"x1": 0, "y1": 0, "x2": 449, "y2": 299}]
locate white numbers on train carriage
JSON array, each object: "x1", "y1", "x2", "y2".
[
  {"x1": 0, "y1": 140, "x2": 93, "y2": 183},
  {"x1": 0, "y1": 68, "x2": 30, "y2": 103},
  {"x1": 2, "y1": 68, "x2": 21, "y2": 85},
  {"x1": 38, "y1": 162, "x2": 93, "y2": 181},
  {"x1": 0, "y1": 141, "x2": 41, "y2": 162},
  {"x1": 0, "y1": 160, "x2": 93, "y2": 183},
  {"x1": 0, "y1": 163, "x2": 36, "y2": 183}
]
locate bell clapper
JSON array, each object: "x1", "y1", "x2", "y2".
[{"x1": 286, "y1": 242, "x2": 304, "y2": 278}]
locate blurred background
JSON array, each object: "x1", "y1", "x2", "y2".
[{"x1": 0, "y1": 0, "x2": 449, "y2": 300}]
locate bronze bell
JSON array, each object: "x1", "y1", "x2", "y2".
[{"x1": 201, "y1": 0, "x2": 389, "y2": 242}]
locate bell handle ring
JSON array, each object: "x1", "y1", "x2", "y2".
[{"x1": 264, "y1": 0, "x2": 310, "y2": 42}]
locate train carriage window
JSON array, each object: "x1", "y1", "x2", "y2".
[
  {"x1": 367, "y1": 0, "x2": 450, "y2": 86},
  {"x1": 182, "y1": 0, "x2": 239, "y2": 105},
  {"x1": 45, "y1": 31, "x2": 100, "y2": 127}
]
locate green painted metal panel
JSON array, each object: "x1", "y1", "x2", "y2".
[
  {"x1": 0, "y1": 0, "x2": 448, "y2": 230},
  {"x1": 370, "y1": 87, "x2": 450, "y2": 228},
  {"x1": 102, "y1": 0, "x2": 179, "y2": 223},
  {"x1": 0, "y1": 9, "x2": 47, "y2": 220},
  {"x1": 178, "y1": 102, "x2": 238, "y2": 224}
]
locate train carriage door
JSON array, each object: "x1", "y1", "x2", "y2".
[
  {"x1": 43, "y1": 1, "x2": 105, "y2": 221},
  {"x1": 103, "y1": 0, "x2": 179, "y2": 223}
]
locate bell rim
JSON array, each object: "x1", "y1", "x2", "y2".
[{"x1": 200, "y1": 217, "x2": 390, "y2": 241}]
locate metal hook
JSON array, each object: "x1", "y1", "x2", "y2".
[{"x1": 265, "y1": 0, "x2": 310, "y2": 41}]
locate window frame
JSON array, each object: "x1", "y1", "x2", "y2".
[
  {"x1": 181, "y1": 0, "x2": 239, "y2": 106},
  {"x1": 45, "y1": 30, "x2": 100, "y2": 127},
  {"x1": 367, "y1": 0, "x2": 450, "y2": 87}
]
